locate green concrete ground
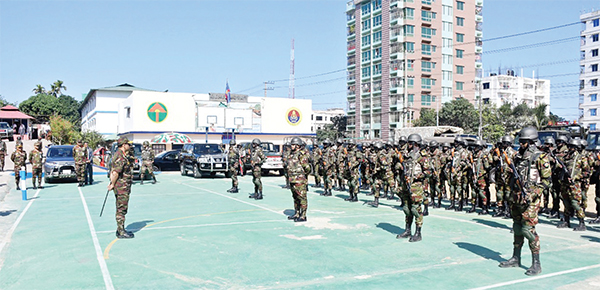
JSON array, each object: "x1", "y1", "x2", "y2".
[{"x1": 1, "y1": 173, "x2": 600, "y2": 289}]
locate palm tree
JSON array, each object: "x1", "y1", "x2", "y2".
[
  {"x1": 32, "y1": 84, "x2": 46, "y2": 95},
  {"x1": 50, "y1": 80, "x2": 66, "y2": 97},
  {"x1": 532, "y1": 104, "x2": 549, "y2": 130}
]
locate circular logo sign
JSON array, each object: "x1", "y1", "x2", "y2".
[
  {"x1": 147, "y1": 102, "x2": 168, "y2": 123},
  {"x1": 286, "y1": 107, "x2": 301, "y2": 126}
]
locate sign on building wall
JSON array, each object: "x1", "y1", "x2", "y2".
[{"x1": 147, "y1": 102, "x2": 168, "y2": 123}]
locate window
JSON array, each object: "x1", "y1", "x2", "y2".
[
  {"x1": 372, "y1": 0, "x2": 381, "y2": 10},
  {"x1": 126, "y1": 107, "x2": 131, "y2": 118},
  {"x1": 443, "y1": 5, "x2": 452, "y2": 16},
  {"x1": 404, "y1": 25, "x2": 415, "y2": 36},
  {"x1": 456, "y1": 1, "x2": 464, "y2": 10},
  {"x1": 316, "y1": 116, "x2": 323, "y2": 121},
  {"x1": 483, "y1": 82, "x2": 490, "y2": 89},
  {"x1": 443, "y1": 21, "x2": 453, "y2": 32},
  {"x1": 591, "y1": 123, "x2": 597, "y2": 130},
  {"x1": 456, "y1": 33, "x2": 464, "y2": 42},
  {"x1": 373, "y1": 47, "x2": 381, "y2": 59},
  {"x1": 407, "y1": 78, "x2": 414, "y2": 88},
  {"x1": 407, "y1": 59, "x2": 415, "y2": 71},
  {"x1": 373, "y1": 31, "x2": 382, "y2": 42},
  {"x1": 591, "y1": 109, "x2": 597, "y2": 116},
  {"x1": 443, "y1": 37, "x2": 452, "y2": 48},
  {"x1": 422, "y1": 27, "x2": 436, "y2": 39},
  {"x1": 443, "y1": 70, "x2": 452, "y2": 81},
  {"x1": 593, "y1": 64, "x2": 598, "y2": 72},
  {"x1": 361, "y1": 3, "x2": 371, "y2": 15},
  {"x1": 422, "y1": 44, "x2": 436, "y2": 55},
  {"x1": 594, "y1": 19, "x2": 600, "y2": 27},
  {"x1": 361, "y1": 35, "x2": 371, "y2": 46},
  {"x1": 362, "y1": 51, "x2": 371, "y2": 62},
  {"x1": 421, "y1": 94, "x2": 435, "y2": 106},
  {"x1": 404, "y1": 42, "x2": 415, "y2": 52},
  {"x1": 456, "y1": 81, "x2": 464, "y2": 90},
  {"x1": 373, "y1": 15, "x2": 382, "y2": 27},
  {"x1": 422, "y1": 11, "x2": 436, "y2": 22},
  {"x1": 593, "y1": 49, "x2": 599, "y2": 57},
  {"x1": 581, "y1": 79, "x2": 585, "y2": 89},
  {"x1": 456, "y1": 49, "x2": 464, "y2": 58},
  {"x1": 373, "y1": 64, "x2": 382, "y2": 75},
  {"x1": 421, "y1": 78, "x2": 435, "y2": 89},
  {"x1": 362, "y1": 67, "x2": 371, "y2": 78},
  {"x1": 362, "y1": 19, "x2": 371, "y2": 31},
  {"x1": 422, "y1": 61, "x2": 435, "y2": 72},
  {"x1": 408, "y1": 94, "x2": 414, "y2": 103},
  {"x1": 591, "y1": 94, "x2": 598, "y2": 102},
  {"x1": 592, "y1": 79, "x2": 598, "y2": 87},
  {"x1": 404, "y1": 8, "x2": 415, "y2": 20},
  {"x1": 593, "y1": 34, "x2": 599, "y2": 42},
  {"x1": 443, "y1": 54, "x2": 452, "y2": 65},
  {"x1": 456, "y1": 65, "x2": 464, "y2": 74},
  {"x1": 456, "y1": 17, "x2": 464, "y2": 26}
]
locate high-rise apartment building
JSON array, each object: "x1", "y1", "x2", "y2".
[
  {"x1": 579, "y1": 10, "x2": 600, "y2": 130},
  {"x1": 346, "y1": 0, "x2": 483, "y2": 140},
  {"x1": 481, "y1": 72, "x2": 550, "y2": 112}
]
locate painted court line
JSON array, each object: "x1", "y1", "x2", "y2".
[
  {"x1": 469, "y1": 263, "x2": 600, "y2": 290},
  {"x1": 78, "y1": 187, "x2": 114, "y2": 290},
  {"x1": 0, "y1": 188, "x2": 42, "y2": 260},
  {"x1": 97, "y1": 219, "x2": 287, "y2": 233}
]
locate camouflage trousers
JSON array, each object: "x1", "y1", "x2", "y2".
[
  {"x1": 323, "y1": 165, "x2": 335, "y2": 191},
  {"x1": 449, "y1": 173, "x2": 469, "y2": 202},
  {"x1": 472, "y1": 176, "x2": 488, "y2": 205},
  {"x1": 551, "y1": 176, "x2": 563, "y2": 212},
  {"x1": 336, "y1": 164, "x2": 346, "y2": 187},
  {"x1": 495, "y1": 178, "x2": 511, "y2": 207},
  {"x1": 313, "y1": 162, "x2": 321, "y2": 185},
  {"x1": 290, "y1": 182, "x2": 308, "y2": 218},
  {"x1": 75, "y1": 163, "x2": 86, "y2": 183},
  {"x1": 14, "y1": 167, "x2": 25, "y2": 186},
  {"x1": 347, "y1": 168, "x2": 360, "y2": 197},
  {"x1": 140, "y1": 162, "x2": 154, "y2": 180},
  {"x1": 252, "y1": 165, "x2": 262, "y2": 192},
  {"x1": 401, "y1": 181, "x2": 424, "y2": 227},
  {"x1": 510, "y1": 187, "x2": 542, "y2": 254},
  {"x1": 428, "y1": 174, "x2": 440, "y2": 200},
  {"x1": 31, "y1": 168, "x2": 42, "y2": 186},
  {"x1": 373, "y1": 170, "x2": 393, "y2": 197},
  {"x1": 113, "y1": 181, "x2": 132, "y2": 233},
  {"x1": 581, "y1": 180, "x2": 589, "y2": 210},
  {"x1": 229, "y1": 163, "x2": 239, "y2": 187},
  {"x1": 540, "y1": 178, "x2": 552, "y2": 208},
  {"x1": 439, "y1": 172, "x2": 449, "y2": 198},
  {"x1": 0, "y1": 153, "x2": 5, "y2": 170},
  {"x1": 561, "y1": 182, "x2": 585, "y2": 219}
]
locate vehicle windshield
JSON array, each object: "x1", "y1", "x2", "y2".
[
  {"x1": 588, "y1": 133, "x2": 600, "y2": 148},
  {"x1": 132, "y1": 144, "x2": 143, "y2": 156},
  {"x1": 156, "y1": 151, "x2": 169, "y2": 158},
  {"x1": 0, "y1": 123, "x2": 9, "y2": 129},
  {"x1": 261, "y1": 143, "x2": 277, "y2": 152},
  {"x1": 194, "y1": 144, "x2": 223, "y2": 154},
  {"x1": 47, "y1": 147, "x2": 74, "y2": 158}
]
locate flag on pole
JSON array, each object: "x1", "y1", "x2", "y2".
[{"x1": 225, "y1": 82, "x2": 231, "y2": 105}]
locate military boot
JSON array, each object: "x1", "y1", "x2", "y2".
[
  {"x1": 288, "y1": 206, "x2": 299, "y2": 220},
  {"x1": 140, "y1": 179, "x2": 144, "y2": 185},
  {"x1": 16, "y1": 180, "x2": 20, "y2": 191},
  {"x1": 557, "y1": 216, "x2": 571, "y2": 228},
  {"x1": 387, "y1": 192, "x2": 395, "y2": 200},
  {"x1": 456, "y1": 199, "x2": 463, "y2": 211},
  {"x1": 479, "y1": 204, "x2": 489, "y2": 215},
  {"x1": 436, "y1": 197, "x2": 442, "y2": 208},
  {"x1": 230, "y1": 187, "x2": 238, "y2": 193},
  {"x1": 116, "y1": 230, "x2": 134, "y2": 239},
  {"x1": 369, "y1": 197, "x2": 379, "y2": 208},
  {"x1": 409, "y1": 227, "x2": 422, "y2": 242},
  {"x1": 590, "y1": 216, "x2": 600, "y2": 224},
  {"x1": 397, "y1": 221, "x2": 412, "y2": 239},
  {"x1": 344, "y1": 193, "x2": 354, "y2": 201},
  {"x1": 525, "y1": 253, "x2": 542, "y2": 276},
  {"x1": 249, "y1": 188, "x2": 258, "y2": 199},
  {"x1": 467, "y1": 204, "x2": 477, "y2": 213},
  {"x1": 492, "y1": 205, "x2": 504, "y2": 217},
  {"x1": 423, "y1": 204, "x2": 429, "y2": 216},
  {"x1": 574, "y1": 218, "x2": 586, "y2": 231},
  {"x1": 503, "y1": 206, "x2": 512, "y2": 219},
  {"x1": 294, "y1": 210, "x2": 307, "y2": 222},
  {"x1": 33, "y1": 184, "x2": 37, "y2": 190},
  {"x1": 499, "y1": 246, "x2": 521, "y2": 268},
  {"x1": 446, "y1": 200, "x2": 455, "y2": 210},
  {"x1": 254, "y1": 191, "x2": 263, "y2": 200},
  {"x1": 351, "y1": 194, "x2": 359, "y2": 202},
  {"x1": 152, "y1": 176, "x2": 156, "y2": 184}
]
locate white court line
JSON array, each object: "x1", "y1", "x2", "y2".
[
  {"x1": 78, "y1": 187, "x2": 114, "y2": 290},
  {"x1": 469, "y1": 263, "x2": 600, "y2": 290},
  {"x1": 0, "y1": 188, "x2": 42, "y2": 261},
  {"x1": 96, "y1": 219, "x2": 287, "y2": 234}
]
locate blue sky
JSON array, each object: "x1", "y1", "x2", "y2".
[{"x1": 0, "y1": 0, "x2": 598, "y2": 120}]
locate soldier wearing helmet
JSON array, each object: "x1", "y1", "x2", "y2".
[
  {"x1": 320, "y1": 139, "x2": 336, "y2": 196},
  {"x1": 226, "y1": 139, "x2": 241, "y2": 193},
  {"x1": 335, "y1": 138, "x2": 347, "y2": 191},
  {"x1": 498, "y1": 127, "x2": 548, "y2": 276},
  {"x1": 448, "y1": 136, "x2": 472, "y2": 212},
  {"x1": 549, "y1": 135, "x2": 569, "y2": 219},
  {"x1": 312, "y1": 141, "x2": 324, "y2": 188},
  {"x1": 140, "y1": 140, "x2": 156, "y2": 185},
  {"x1": 467, "y1": 140, "x2": 492, "y2": 214},
  {"x1": 396, "y1": 133, "x2": 429, "y2": 243},
  {"x1": 492, "y1": 135, "x2": 518, "y2": 218},
  {"x1": 425, "y1": 141, "x2": 441, "y2": 210},
  {"x1": 538, "y1": 136, "x2": 556, "y2": 215},
  {"x1": 369, "y1": 141, "x2": 394, "y2": 207},
  {"x1": 285, "y1": 137, "x2": 311, "y2": 222},
  {"x1": 361, "y1": 141, "x2": 373, "y2": 191},
  {"x1": 436, "y1": 142, "x2": 452, "y2": 204},
  {"x1": 246, "y1": 138, "x2": 266, "y2": 200},
  {"x1": 282, "y1": 141, "x2": 292, "y2": 189},
  {"x1": 556, "y1": 137, "x2": 588, "y2": 232},
  {"x1": 344, "y1": 139, "x2": 362, "y2": 202},
  {"x1": 578, "y1": 139, "x2": 592, "y2": 213}
]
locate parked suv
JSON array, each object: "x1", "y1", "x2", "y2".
[
  {"x1": 0, "y1": 122, "x2": 14, "y2": 141},
  {"x1": 241, "y1": 142, "x2": 283, "y2": 176},
  {"x1": 179, "y1": 143, "x2": 229, "y2": 178},
  {"x1": 106, "y1": 142, "x2": 143, "y2": 179}
]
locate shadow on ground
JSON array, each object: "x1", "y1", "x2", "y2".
[
  {"x1": 376, "y1": 222, "x2": 404, "y2": 236},
  {"x1": 581, "y1": 235, "x2": 600, "y2": 243},
  {"x1": 0, "y1": 209, "x2": 16, "y2": 217},
  {"x1": 454, "y1": 242, "x2": 517, "y2": 266},
  {"x1": 126, "y1": 220, "x2": 155, "y2": 233},
  {"x1": 473, "y1": 218, "x2": 512, "y2": 231}
]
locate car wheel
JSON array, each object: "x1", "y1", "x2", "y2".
[
  {"x1": 262, "y1": 170, "x2": 269, "y2": 176},
  {"x1": 210, "y1": 172, "x2": 216, "y2": 177},
  {"x1": 278, "y1": 169, "x2": 284, "y2": 176},
  {"x1": 180, "y1": 164, "x2": 187, "y2": 176},
  {"x1": 152, "y1": 165, "x2": 159, "y2": 172},
  {"x1": 193, "y1": 165, "x2": 202, "y2": 178},
  {"x1": 225, "y1": 171, "x2": 232, "y2": 178},
  {"x1": 44, "y1": 177, "x2": 49, "y2": 183}
]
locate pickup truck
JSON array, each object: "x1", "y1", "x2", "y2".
[{"x1": 241, "y1": 142, "x2": 283, "y2": 176}]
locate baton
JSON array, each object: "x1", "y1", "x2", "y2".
[{"x1": 100, "y1": 189, "x2": 110, "y2": 217}]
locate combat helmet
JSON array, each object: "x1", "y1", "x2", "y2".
[
  {"x1": 407, "y1": 133, "x2": 422, "y2": 144},
  {"x1": 518, "y1": 127, "x2": 538, "y2": 142},
  {"x1": 543, "y1": 136, "x2": 555, "y2": 146},
  {"x1": 290, "y1": 137, "x2": 302, "y2": 145},
  {"x1": 252, "y1": 138, "x2": 261, "y2": 145}
]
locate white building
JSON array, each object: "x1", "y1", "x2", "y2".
[
  {"x1": 579, "y1": 10, "x2": 600, "y2": 130},
  {"x1": 310, "y1": 108, "x2": 346, "y2": 133},
  {"x1": 480, "y1": 72, "x2": 550, "y2": 113},
  {"x1": 80, "y1": 83, "x2": 314, "y2": 149}
]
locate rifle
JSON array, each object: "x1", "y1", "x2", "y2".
[
  {"x1": 470, "y1": 153, "x2": 478, "y2": 189},
  {"x1": 502, "y1": 151, "x2": 528, "y2": 203},
  {"x1": 100, "y1": 189, "x2": 110, "y2": 217},
  {"x1": 549, "y1": 149, "x2": 573, "y2": 185}
]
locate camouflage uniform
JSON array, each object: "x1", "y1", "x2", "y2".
[
  {"x1": 227, "y1": 145, "x2": 240, "y2": 192},
  {"x1": 247, "y1": 144, "x2": 266, "y2": 198},
  {"x1": 0, "y1": 139, "x2": 6, "y2": 171},
  {"x1": 428, "y1": 147, "x2": 442, "y2": 207},
  {"x1": 362, "y1": 145, "x2": 373, "y2": 190},
  {"x1": 345, "y1": 144, "x2": 362, "y2": 202},
  {"x1": 110, "y1": 139, "x2": 133, "y2": 238},
  {"x1": 371, "y1": 146, "x2": 393, "y2": 206},
  {"x1": 313, "y1": 146, "x2": 323, "y2": 187},
  {"x1": 449, "y1": 146, "x2": 471, "y2": 211},
  {"x1": 287, "y1": 145, "x2": 311, "y2": 221},
  {"x1": 470, "y1": 149, "x2": 492, "y2": 213},
  {"x1": 282, "y1": 145, "x2": 291, "y2": 189},
  {"x1": 29, "y1": 143, "x2": 44, "y2": 189},
  {"x1": 336, "y1": 143, "x2": 346, "y2": 190},
  {"x1": 11, "y1": 146, "x2": 27, "y2": 190},
  {"x1": 579, "y1": 149, "x2": 593, "y2": 211},
  {"x1": 439, "y1": 147, "x2": 452, "y2": 200},
  {"x1": 493, "y1": 147, "x2": 517, "y2": 217},
  {"x1": 139, "y1": 144, "x2": 155, "y2": 184},
  {"x1": 73, "y1": 143, "x2": 88, "y2": 186},
  {"x1": 321, "y1": 144, "x2": 336, "y2": 196},
  {"x1": 368, "y1": 147, "x2": 379, "y2": 196},
  {"x1": 539, "y1": 151, "x2": 554, "y2": 213},
  {"x1": 550, "y1": 143, "x2": 568, "y2": 218},
  {"x1": 561, "y1": 149, "x2": 589, "y2": 224}
]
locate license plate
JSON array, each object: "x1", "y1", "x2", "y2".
[
  {"x1": 215, "y1": 164, "x2": 222, "y2": 168},
  {"x1": 62, "y1": 170, "x2": 72, "y2": 174}
]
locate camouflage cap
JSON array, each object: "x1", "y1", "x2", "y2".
[
  {"x1": 117, "y1": 136, "x2": 132, "y2": 146},
  {"x1": 16, "y1": 143, "x2": 23, "y2": 148},
  {"x1": 35, "y1": 141, "x2": 42, "y2": 148}
]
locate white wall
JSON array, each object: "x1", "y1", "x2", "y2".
[{"x1": 261, "y1": 98, "x2": 312, "y2": 134}]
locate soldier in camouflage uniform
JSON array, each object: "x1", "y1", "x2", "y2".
[
  {"x1": 108, "y1": 136, "x2": 134, "y2": 239},
  {"x1": 335, "y1": 139, "x2": 346, "y2": 191},
  {"x1": 367, "y1": 142, "x2": 379, "y2": 197},
  {"x1": 282, "y1": 142, "x2": 291, "y2": 189},
  {"x1": 549, "y1": 135, "x2": 569, "y2": 219},
  {"x1": 539, "y1": 137, "x2": 556, "y2": 214},
  {"x1": 439, "y1": 142, "x2": 452, "y2": 202},
  {"x1": 591, "y1": 151, "x2": 600, "y2": 224},
  {"x1": 361, "y1": 142, "x2": 373, "y2": 191},
  {"x1": 420, "y1": 141, "x2": 432, "y2": 215},
  {"x1": 0, "y1": 138, "x2": 6, "y2": 171},
  {"x1": 579, "y1": 140, "x2": 592, "y2": 212},
  {"x1": 493, "y1": 136, "x2": 517, "y2": 218},
  {"x1": 383, "y1": 142, "x2": 396, "y2": 200},
  {"x1": 247, "y1": 138, "x2": 266, "y2": 200},
  {"x1": 139, "y1": 141, "x2": 156, "y2": 185},
  {"x1": 73, "y1": 140, "x2": 88, "y2": 187},
  {"x1": 312, "y1": 142, "x2": 323, "y2": 188},
  {"x1": 468, "y1": 140, "x2": 492, "y2": 214},
  {"x1": 499, "y1": 127, "x2": 546, "y2": 276},
  {"x1": 286, "y1": 137, "x2": 311, "y2": 222},
  {"x1": 427, "y1": 141, "x2": 441, "y2": 208},
  {"x1": 11, "y1": 143, "x2": 27, "y2": 190},
  {"x1": 344, "y1": 139, "x2": 361, "y2": 202},
  {"x1": 29, "y1": 141, "x2": 44, "y2": 189},
  {"x1": 321, "y1": 139, "x2": 336, "y2": 196},
  {"x1": 396, "y1": 134, "x2": 430, "y2": 242},
  {"x1": 557, "y1": 138, "x2": 588, "y2": 231},
  {"x1": 448, "y1": 137, "x2": 471, "y2": 211},
  {"x1": 369, "y1": 142, "x2": 393, "y2": 207},
  {"x1": 227, "y1": 140, "x2": 240, "y2": 193}
]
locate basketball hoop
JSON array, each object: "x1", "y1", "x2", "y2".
[{"x1": 236, "y1": 124, "x2": 242, "y2": 133}]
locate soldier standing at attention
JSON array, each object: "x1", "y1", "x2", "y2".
[
  {"x1": 368, "y1": 142, "x2": 385, "y2": 207},
  {"x1": 11, "y1": 143, "x2": 27, "y2": 190},
  {"x1": 286, "y1": 137, "x2": 311, "y2": 222},
  {"x1": 0, "y1": 138, "x2": 6, "y2": 171},
  {"x1": 557, "y1": 138, "x2": 588, "y2": 231},
  {"x1": 539, "y1": 137, "x2": 556, "y2": 214},
  {"x1": 282, "y1": 142, "x2": 291, "y2": 189},
  {"x1": 493, "y1": 136, "x2": 516, "y2": 218},
  {"x1": 427, "y1": 141, "x2": 441, "y2": 208},
  {"x1": 468, "y1": 140, "x2": 491, "y2": 214},
  {"x1": 396, "y1": 134, "x2": 430, "y2": 242},
  {"x1": 439, "y1": 142, "x2": 452, "y2": 202},
  {"x1": 29, "y1": 141, "x2": 44, "y2": 189},
  {"x1": 344, "y1": 139, "x2": 361, "y2": 202},
  {"x1": 335, "y1": 139, "x2": 346, "y2": 191},
  {"x1": 321, "y1": 139, "x2": 335, "y2": 196},
  {"x1": 139, "y1": 141, "x2": 156, "y2": 185},
  {"x1": 312, "y1": 142, "x2": 323, "y2": 188},
  {"x1": 499, "y1": 127, "x2": 546, "y2": 276},
  {"x1": 247, "y1": 138, "x2": 266, "y2": 200},
  {"x1": 73, "y1": 140, "x2": 88, "y2": 187},
  {"x1": 448, "y1": 137, "x2": 471, "y2": 211},
  {"x1": 227, "y1": 140, "x2": 240, "y2": 193},
  {"x1": 549, "y1": 135, "x2": 569, "y2": 219},
  {"x1": 108, "y1": 137, "x2": 134, "y2": 239}
]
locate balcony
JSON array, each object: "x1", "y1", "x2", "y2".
[
  {"x1": 346, "y1": 1, "x2": 355, "y2": 12},
  {"x1": 347, "y1": 73, "x2": 356, "y2": 83}
]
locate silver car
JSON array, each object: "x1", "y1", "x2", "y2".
[{"x1": 44, "y1": 145, "x2": 77, "y2": 183}]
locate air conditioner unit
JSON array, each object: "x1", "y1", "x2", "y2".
[{"x1": 459, "y1": 94, "x2": 465, "y2": 98}]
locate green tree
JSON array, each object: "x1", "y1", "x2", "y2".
[
  {"x1": 413, "y1": 108, "x2": 436, "y2": 127},
  {"x1": 438, "y1": 98, "x2": 479, "y2": 133},
  {"x1": 50, "y1": 114, "x2": 78, "y2": 145},
  {"x1": 0, "y1": 95, "x2": 13, "y2": 107},
  {"x1": 80, "y1": 130, "x2": 105, "y2": 150},
  {"x1": 531, "y1": 104, "x2": 549, "y2": 130},
  {"x1": 50, "y1": 80, "x2": 66, "y2": 97},
  {"x1": 480, "y1": 105, "x2": 506, "y2": 142},
  {"x1": 32, "y1": 84, "x2": 46, "y2": 95},
  {"x1": 317, "y1": 115, "x2": 347, "y2": 141},
  {"x1": 56, "y1": 94, "x2": 81, "y2": 127},
  {"x1": 19, "y1": 93, "x2": 58, "y2": 123}
]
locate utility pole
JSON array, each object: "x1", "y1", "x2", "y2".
[
  {"x1": 478, "y1": 68, "x2": 484, "y2": 138},
  {"x1": 264, "y1": 81, "x2": 274, "y2": 98},
  {"x1": 289, "y1": 38, "x2": 295, "y2": 99}
]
